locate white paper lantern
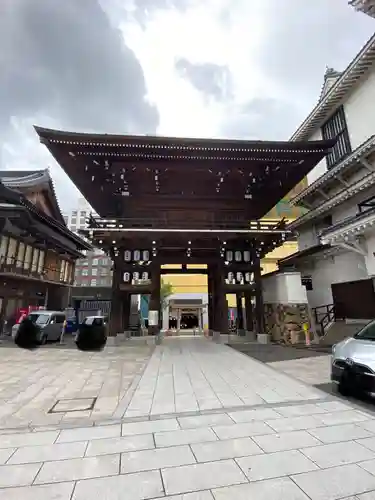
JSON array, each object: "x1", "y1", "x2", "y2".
[
  {"x1": 245, "y1": 272, "x2": 251, "y2": 282},
  {"x1": 133, "y1": 250, "x2": 141, "y2": 261},
  {"x1": 124, "y1": 250, "x2": 131, "y2": 262},
  {"x1": 133, "y1": 272, "x2": 139, "y2": 281},
  {"x1": 235, "y1": 251, "x2": 242, "y2": 262},
  {"x1": 225, "y1": 250, "x2": 233, "y2": 261},
  {"x1": 123, "y1": 272, "x2": 130, "y2": 282},
  {"x1": 243, "y1": 250, "x2": 251, "y2": 262},
  {"x1": 227, "y1": 272, "x2": 234, "y2": 282},
  {"x1": 142, "y1": 272, "x2": 149, "y2": 280},
  {"x1": 142, "y1": 250, "x2": 150, "y2": 261},
  {"x1": 236, "y1": 272, "x2": 243, "y2": 282}
]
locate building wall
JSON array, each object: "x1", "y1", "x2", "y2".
[
  {"x1": 301, "y1": 251, "x2": 368, "y2": 308},
  {"x1": 365, "y1": 232, "x2": 375, "y2": 275},
  {"x1": 345, "y1": 69, "x2": 375, "y2": 150},
  {"x1": 307, "y1": 129, "x2": 327, "y2": 185}
]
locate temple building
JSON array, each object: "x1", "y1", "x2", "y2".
[
  {"x1": 0, "y1": 169, "x2": 91, "y2": 332},
  {"x1": 350, "y1": 0, "x2": 375, "y2": 17},
  {"x1": 35, "y1": 127, "x2": 333, "y2": 339},
  {"x1": 281, "y1": 32, "x2": 375, "y2": 339}
]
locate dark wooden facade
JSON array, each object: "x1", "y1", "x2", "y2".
[
  {"x1": 0, "y1": 170, "x2": 91, "y2": 332},
  {"x1": 35, "y1": 127, "x2": 334, "y2": 336}
]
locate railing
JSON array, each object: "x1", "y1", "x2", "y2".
[
  {"x1": 0, "y1": 256, "x2": 72, "y2": 285},
  {"x1": 312, "y1": 304, "x2": 336, "y2": 337}
]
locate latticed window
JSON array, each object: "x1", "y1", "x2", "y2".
[{"x1": 322, "y1": 106, "x2": 351, "y2": 169}]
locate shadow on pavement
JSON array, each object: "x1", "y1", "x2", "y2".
[
  {"x1": 315, "y1": 381, "x2": 375, "y2": 414},
  {"x1": 229, "y1": 343, "x2": 331, "y2": 363}
]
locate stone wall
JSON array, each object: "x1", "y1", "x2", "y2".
[{"x1": 264, "y1": 302, "x2": 310, "y2": 344}]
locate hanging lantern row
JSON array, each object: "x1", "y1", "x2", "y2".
[
  {"x1": 123, "y1": 271, "x2": 151, "y2": 283},
  {"x1": 124, "y1": 250, "x2": 151, "y2": 262},
  {"x1": 223, "y1": 250, "x2": 252, "y2": 262},
  {"x1": 226, "y1": 272, "x2": 254, "y2": 284}
]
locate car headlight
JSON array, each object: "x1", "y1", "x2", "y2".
[{"x1": 332, "y1": 344, "x2": 336, "y2": 354}]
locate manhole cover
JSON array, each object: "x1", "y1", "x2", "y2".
[{"x1": 49, "y1": 397, "x2": 97, "y2": 413}]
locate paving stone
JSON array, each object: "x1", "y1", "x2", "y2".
[
  {"x1": 309, "y1": 423, "x2": 374, "y2": 444},
  {"x1": 57, "y1": 424, "x2": 121, "y2": 443},
  {"x1": 72, "y1": 469, "x2": 164, "y2": 500},
  {"x1": 35, "y1": 454, "x2": 120, "y2": 484},
  {"x1": 86, "y1": 434, "x2": 154, "y2": 457},
  {"x1": 236, "y1": 449, "x2": 318, "y2": 481},
  {"x1": 214, "y1": 477, "x2": 310, "y2": 499},
  {"x1": 275, "y1": 403, "x2": 327, "y2": 417},
  {"x1": 228, "y1": 408, "x2": 282, "y2": 423},
  {"x1": 122, "y1": 418, "x2": 180, "y2": 436},
  {"x1": 0, "y1": 448, "x2": 15, "y2": 465},
  {"x1": 191, "y1": 437, "x2": 263, "y2": 462},
  {"x1": 292, "y1": 464, "x2": 375, "y2": 500},
  {"x1": 0, "y1": 431, "x2": 59, "y2": 449},
  {"x1": 8, "y1": 441, "x2": 87, "y2": 465},
  {"x1": 155, "y1": 427, "x2": 217, "y2": 448},
  {"x1": 301, "y1": 441, "x2": 375, "y2": 469},
  {"x1": 318, "y1": 410, "x2": 371, "y2": 426},
  {"x1": 0, "y1": 481, "x2": 75, "y2": 500},
  {"x1": 360, "y1": 420, "x2": 375, "y2": 434},
  {"x1": 0, "y1": 462, "x2": 41, "y2": 488},
  {"x1": 177, "y1": 413, "x2": 234, "y2": 429},
  {"x1": 163, "y1": 493, "x2": 214, "y2": 500},
  {"x1": 265, "y1": 415, "x2": 324, "y2": 432},
  {"x1": 213, "y1": 421, "x2": 274, "y2": 440},
  {"x1": 162, "y1": 459, "x2": 247, "y2": 496},
  {"x1": 253, "y1": 430, "x2": 321, "y2": 453},
  {"x1": 315, "y1": 401, "x2": 353, "y2": 412},
  {"x1": 121, "y1": 445, "x2": 196, "y2": 473}
]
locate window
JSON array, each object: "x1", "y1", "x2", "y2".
[
  {"x1": 17, "y1": 242, "x2": 26, "y2": 267},
  {"x1": 70, "y1": 226, "x2": 76, "y2": 232},
  {"x1": 82, "y1": 269, "x2": 89, "y2": 276},
  {"x1": 24, "y1": 245, "x2": 32, "y2": 270},
  {"x1": 92, "y1": 258, "x2": 99, "y2": 266},
  {"x1": 80, "y1": 211, "x2": 86, "y2": 217},
  {"x1": 322, "y1": 106, "x2": 351, "y2": 169},
  {"x1": 54, "y1": 314, "x2": 65, "y2": 324},
  {"x1": 92, "y1": 268, "x2": 98, "y2": 276},
  {"x1": 354, "y1": 320, "x2": 375, "y2": 341},
  {"x1": 100, "y1": 268, "x2": 108, "y2": 276},
  {"x1": 7, "y1": 238, "x2": 17, "y2": 265},
  {"x1": 359, "y1": 195, "x2": 375, "y2": 214},
  {"x1": 72, "y1": 211, "x2": 77, "y2": 216},
  {"x1": 79, "y1": 218, "x2": 86, "y2": 226},
  {"x1": 0, "y1": 236, "x2": 8, "y2": 263},
  {"x1": 91, "y1": 279, "x2": 97, "y2": 286}
]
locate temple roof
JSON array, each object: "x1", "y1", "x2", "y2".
[
  {"x1": 35, "y1": 126, "x2": 335, "y2": 225},
  {"x1": 0, "y1": 169, "x2": 66, "y2": 225}
]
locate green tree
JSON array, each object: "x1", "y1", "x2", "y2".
[{"x1": 160, "y1": 282, "x2": 174, "y2": 310}]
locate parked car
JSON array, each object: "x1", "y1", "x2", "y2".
[
  {"x1": 12, "y1": 311, "x2": 66, "y2": 344},
  {"x1": 331, "y1": 320, "x2": 375, "y2": 396}
]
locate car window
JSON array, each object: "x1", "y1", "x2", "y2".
[
  {"x1": 83, "y1": 317, "x2": 94, "y2": 325},
  {"x1": 28, "y1": 313, "x2": 50, "y2": 326},
  {"x1": 354, "y1": 321, "x2": 375, "y2": 341},
  {"x1": 93, "y1": 318, "x2": 103, "y2": 326},
  {"x1": 55, "y1": 315, "x2": 65, "y2": 324}
]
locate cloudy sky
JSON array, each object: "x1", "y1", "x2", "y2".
[{"x1": 0, "y1": 0, "x2": 374, "y2": 211}]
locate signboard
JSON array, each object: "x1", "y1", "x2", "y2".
[{"x1": 148, "y1": 310, "x2": 159, "y2": 326}]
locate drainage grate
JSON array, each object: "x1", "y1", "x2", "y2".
[{"x1": 49, "y1": 397, "x2": 97, "y2": 413}]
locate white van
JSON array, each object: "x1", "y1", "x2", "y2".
[{"x1": 12, "y1": 311, "x2": 66, "y2": 344}]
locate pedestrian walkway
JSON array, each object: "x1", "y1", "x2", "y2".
[
  {"x1": 123, "y1": 337, "x2": 325, "y2": 419},
  {"x1": 2, "y1": 337, "x2": 375, "y2": 499}
]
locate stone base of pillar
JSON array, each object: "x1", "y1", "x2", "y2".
[
  {"x1": 257, "y1": 333, "x2": 269, "y2": 344},
  {"x1": 212, "y1": 331, "x2": 222, "y2": 343},
  {"x1": 245, "y1": 330, "x2": 256, "y2": 341},
  {"x1": 106, "y1": 336, "x2": 118, "y2": 346},
  {"x1": 237, "y1": 329, "x2": 246, "y2": 337}
]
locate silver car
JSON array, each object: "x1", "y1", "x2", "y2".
[
  {"x1": 331, "y1": 320, "x2": 375, "y2": 396},
  {"x1": 12, "y1": 311, "x2": 66, "y2": 344}
]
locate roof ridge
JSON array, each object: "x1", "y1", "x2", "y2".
[{"x1": 291, "y1": 31, "x2": 375, "y2": 141}]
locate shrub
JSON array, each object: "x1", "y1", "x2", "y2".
[{"x1": 14, "y1": 318, "x2": 40, "y2": 349}]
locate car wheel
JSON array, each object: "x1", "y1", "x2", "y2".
[{"x1": 40, "y1": 334, "x2": 47, "y2": 345}]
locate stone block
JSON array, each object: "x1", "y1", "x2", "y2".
[{"x1": 257, "y1": 333, "x2": 269, "y2": 344}]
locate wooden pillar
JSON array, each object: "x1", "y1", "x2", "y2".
[
  {"x1": 148, "y1": 264, "x2": 161, "y2": 335},
  {"x1": 122, "y1": 293, "x2": 131, "y2": 331},
  {"x1": 244, "y1": 292, "x2": 254, "y2": 331},
  {"x1": 207, "y1": 266, "x2": 214, "y2": 333},
  {"x1": 236, "y1": 293, "x2": 244, "y2": 331},
  {"x1": 254, "y1": 261, "x2": 265, "y2": 334},
  {"x1": 213, "y1": 263, "x2": 228, "y2": 334},
  {"x1": 109, "y1": 260, "x2": 123, "y2": 337}
]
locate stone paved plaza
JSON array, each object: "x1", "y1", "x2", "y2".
[{"x1": 1, "y1": 338, "x2": 375, "y2": 498}]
